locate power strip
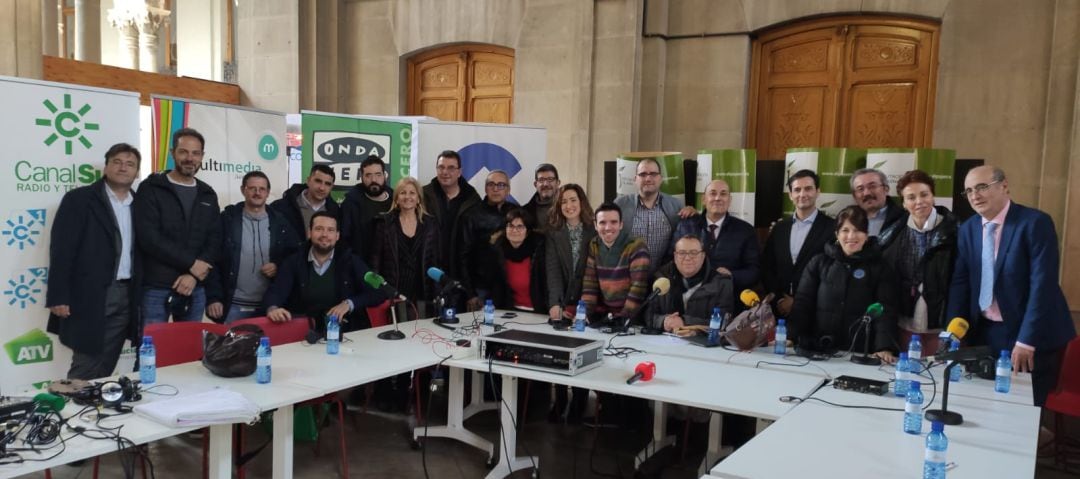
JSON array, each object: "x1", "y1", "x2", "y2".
[{"x1": 832, "y1": 375, "x2": 890, "y2": 396}]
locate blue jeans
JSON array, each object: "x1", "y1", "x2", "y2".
[
  {"x1": 224, "y1": 305, "x2": 265, "y2": 324},
  {"x1": 142, "y1": 287, "x2": 206, "y2": 324}
]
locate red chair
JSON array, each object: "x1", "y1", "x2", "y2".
[
  {"x1": 1045, "y1": 336, "x2": 1080, "y2": 473},
  {"x1": 367, "y1": 300, "x2": 392, "y2": 328},
  {"x1": 143, "y1": 322, "x2": 229, "y2": 367},
  {"x1": 228, "y1": 316, "x2": 349, "y2": 479}
]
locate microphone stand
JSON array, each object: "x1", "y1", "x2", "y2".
[
  {"x1": 377, "y1": 296, "x2": 407, "y2": 340},
  {"x1": 849, "y1": 314, "x2": 881, "y2": 365},
  {"x1": 925, "y1": 345, "x2": 990, "y2": 425}
]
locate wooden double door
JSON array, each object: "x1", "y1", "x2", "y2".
[
  {"x1": 748, "y1": 16, "x2": 941, "y2": 159},
  {"x1": 406, "y1": 44, "x2": 514, "y2": 123}
]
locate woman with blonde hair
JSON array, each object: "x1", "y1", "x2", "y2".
[{"x1": 371, "y1": 177, "x2": 442, "y2": 303}]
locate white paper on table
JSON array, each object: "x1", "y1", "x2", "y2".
[{"x1": 134, "y1": 388, "x2": 261, "y2": 428}]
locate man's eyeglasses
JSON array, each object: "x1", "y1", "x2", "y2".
[
  {"x1": 535, "y1": 177, "x2": 558, "y2": 184},
  {"x1": 436, "y1": 165, "x2": 459, "y2": 172},
  {"x1": 674, "y1": 250, "x2": 704, "y2": 259},
  {"x1": 963, "y1": 180, "x2": 1001, "y2": 197},
  {"x1": 486, "y1": 182, "x2": 509, "y2": 190},
  {"x1": 853, "y1": 182, "x2": 883, "y2": 194},
  {"x1": 636, "y1": 172, "x2": 661, "y2": 179}
]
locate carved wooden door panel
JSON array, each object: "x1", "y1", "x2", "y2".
[
  {"x1": 748, "y1": 17, "x2": 939, "y2": 159},
  {"x1": 407, "y1": 45, "x2": 514, "y2": 123}
]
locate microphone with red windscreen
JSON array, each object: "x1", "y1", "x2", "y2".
[{"x1": 626, "y1": 361, "x2": 656, "y2": 384}]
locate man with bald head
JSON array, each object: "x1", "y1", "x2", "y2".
[
  {"x1": 673, "y1": 179, "x2": 760, "y2": 294},
  {"x1": 851, "y1": 168, "x2": 907, "y2": 238},
  {"x1": 460, "y1": 169, "x2": 518, "y2": 310},
  {"x1": 947, "y1": 165, "x2": 1075, "y2": 406}
]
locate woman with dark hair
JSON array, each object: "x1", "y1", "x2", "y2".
[
  {"x1": 881, "y1": 170, "x2": 958, "y2": 353},
  {"x1": 371, "y1": 177, "x2": 442, "y2": 305},
  {"x1": 487, "y1": 208, "x2": 547, "y2": 312},
  {"x1": 791, "y1": 205, "x2": 899, "y2": 362},
  {"x1": 545, "y1": 184, "x2": 597, "y2": 321}
]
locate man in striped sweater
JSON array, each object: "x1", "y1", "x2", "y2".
[{"x1": 580, "y1": 202, "x2": 652, "y2": 324}]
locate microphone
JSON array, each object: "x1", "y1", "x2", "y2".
[
  {"x1": 864, "y1": 302, "x2": 884, "y2": 319},
  {"x1": 935, "y1": 317, "x2": 970, "y2": 357},
  {"x1": 33, "y1": 392, "x2": 67, "y2": 413},
  {"x1": 643, "y1": 278, "x2": 671, "y2": 304},
  {"x1": 850, "y1": 303, "x2": 885, "y2": 366},
  {"x1": 427, "y1": 267, "x2": 464, "y2": 292},
  {"x1": 626, "y1": 361, "x2": 656, "y2": 385},
  {"x1": 739, "y1": 289, "x2": 761, "y2": 307},
  {"x1": 364, "y1": 271, "x2": 403, "y2": 300}
]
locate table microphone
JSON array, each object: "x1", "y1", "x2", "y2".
[
  {"x1": 626, "y1": 361, "x2": 656, "y2": 384},
  {"x1": 850, "y1": 302, "x2": 884, "y2": 365},
  {"x1": 740, "y1": 289, "x2": 761, "y2": 307},
  {"x1": 934, "y1": 317, "x2": 970, "y2": 357},
  {"x1": 637, "y1": 278, "x2": 671, "y2": 334},
  {"x1": 364, "y1": 271, "x2": 403, "y2": 301}
]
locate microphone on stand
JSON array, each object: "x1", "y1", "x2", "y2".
[
  {"x1": 364, "y1": 272, "x2": 406, "y2": 340},
  {"x1": 427, "y1": 267, "x2": 466, "y2": 325},
  {"x1": 850, "y1": 302, "x2": 884, "y2": 365},
  {"x1": 934, "y1": 317, "x2": 970, "y2": 358},
  {"x1": 740, "y1": 289, "x2": 762, "y2": 307},
  {"x1": 626, "y1": 361, "x2": 657, "y2": 385},
  {"x1": 635, "y1": 278, "x2": 669, "y2": 334}
]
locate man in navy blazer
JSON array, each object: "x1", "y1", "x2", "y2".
[{"x1": 947, "y1": 165, "x2": 1075, "y2": 406}]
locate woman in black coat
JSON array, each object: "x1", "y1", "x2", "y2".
[
  {"x1": 371, "y1": 177, "x2": 442, "y2": 305},
  {"x1": 544, "y1": 184, "x2": 597, "y2": 320},
  {"x1": 880, "y1": 170, "x2": 958, "y2": 354},
  {"x1": 486, "y1": 208, "x2": 546, "y2": 312},
  {"x1": 791, "y1": 206, "x2": 899, "y2": 362}
]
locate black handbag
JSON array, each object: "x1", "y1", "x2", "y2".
[{"x1": 202, "y1": 324, "x2": 264, "y2": 378}]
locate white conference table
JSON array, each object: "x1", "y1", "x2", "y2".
[
  {"x1": 709, "y1": 382, "x2": 1040, "y2": 478},
  {"x1": 419, "y1": 313, "x2": 827, "y2": 479}
]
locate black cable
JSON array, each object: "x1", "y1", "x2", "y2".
[
  {"x1": 421, "y1": 356, "x2": 450, "y2": 479},
  {"x1": 780, "y1": 395, "x2": 905, "y2": 412},
  {"x1": 485, "y1": 356, "x2": 539, "y2": 476},
  {"x1": 603, "y1": 334, "x2": 645, "y2": 359}
]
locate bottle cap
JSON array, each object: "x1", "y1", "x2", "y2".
[
  {"x1": 485, "y1": 299, "x2": 493, "y2": 305},
  {"x1": 1000, "y1": 350, "x2": 1009, "y2": 358},
  {"x1": 931, "y1": 421, "x2": 944, "y2": 432},
  {"x1": 142, "y1": 336, "x2": 153, "y2": 344},
  {"x1": 899, "y1": 352, "x2": 908, "y2": 360},
  {"x1": 778, "y1": 319, "x2": 786, "y2": 325},
  {"x1": 260, "y1": 336, "x2": 270, "y2": 346},
  {"x1": 910, "y1": 381, "x2": 921, "y2": 391}
]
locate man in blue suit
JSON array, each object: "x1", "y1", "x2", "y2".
[{"x1": 947, "y1": 165, "x2": 1075, "y2": 406}]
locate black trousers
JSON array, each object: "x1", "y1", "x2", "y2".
[
  {"x1": 68, "y1": 281, "x2": 131, "y2": 380},
  {"x1": 980, "y1": 319, "x2": 1064, "y2": 407}
]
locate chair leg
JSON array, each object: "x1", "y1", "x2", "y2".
[
  {"x1": 140, "y1": 445, "x2": 148, "y2": 479},
  {"x1": 92, "y1": 456, "x2": 100, "y2": 478},
  {"x1": 413, "y1": 372, "x2": 424, "y2": 425},
  {"x1": 45, "y1": 469, "x2": 52, "y2": 479},
  {"x1": 337, "y1": 399, "x2": 349, "y2": 479},
  {"x1": 236, "y1": 424, "x2": 246, "y2": 479},
  {"x1": 680, "y1": 418, "x2": 692, "y2": 461}
]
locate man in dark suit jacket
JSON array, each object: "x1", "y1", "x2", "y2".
[
  {"x1": 947, "y1": 165, "x2": 1076, "y2": 406},
  {"x1": 47, "y1": 143, "x2": 142, "y2": 380},
  {"x1": 673, "y1": 179, "x2": 760, "y2": 294},
  {"x1": 762, "y1": 170, "x2": 836, "y2": 318}
]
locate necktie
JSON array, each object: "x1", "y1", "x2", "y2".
[
  {"x1": 978, "y1": 222, "x2": 998, "y2": 311},
  {"x1": 708, "y1": 224, "x2": 718, "y2": 241}
]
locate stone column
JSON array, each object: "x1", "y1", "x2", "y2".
[
  {"x1": 73, "y1": 0, "x2": 101, "y2": 62},
  {"x1": 107, "y1": 1, "x2": 170, "y2": 72},
  {"x1": 107, "y1": 10, "x2": 139, "y2": 69},
  {"x1": 41, "y1": 0, "x2": 58, "y2": 56}
]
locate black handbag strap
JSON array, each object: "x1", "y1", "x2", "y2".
[{"x1": 228, "y1": 324, "x2": 264, "y2": 338}]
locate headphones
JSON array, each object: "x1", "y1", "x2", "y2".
[{"x1": 48, "y1": 377, "x2": 141, "y2": 407}]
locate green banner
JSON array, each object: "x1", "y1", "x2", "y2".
[
  {"x1": 867, "y1": 148, "x2": 956, "y2": 209},
  {"x1": 783, "y1": 148, "x2": 866, "y2": 217},
  {"x1": 301, "y1": 113, "x2": 413, "y2": 202}
]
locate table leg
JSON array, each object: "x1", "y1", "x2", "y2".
[
  {"x1": 412, "y1": 366, "x2": 494, "y2": 458},
  {"x1": 634, "y1": 401, "x2": 676, "y2": 468},
  {"x1": 698, "y1": 412, "x2": 734, "y2": 476},
  {"x1": 207, "y1": 424, "x2": 233, "y2": 479},
  {"x1": 272, "y1": 404, "x2": 294, "y2": 479},
  {"x1": 486, "y1": 375, "x2": 538, "y2": 479},
  {"x1": 464, "y1": 370, "x2": 499, "y2": 419}
]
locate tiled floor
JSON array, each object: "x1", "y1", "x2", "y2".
[{"x1": 15, "y1": 394, "x2": 1080, "y2": 479}]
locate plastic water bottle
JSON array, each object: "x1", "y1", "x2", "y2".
[
  {"x1": 948, "y1": 339, "x2": 962, "y2": 382},
  {"x1": 908, "y1": 335, "x2": 922, "y2": 362},
  {"x1": 138, "y1": 336, "x2": 156, "y2": 385},
  {"x1": 483, "y1": 299, "x2": 495, "y2": 326},
  {"x1": 255, "y1": 336, "x2": 271, "y2": 384},
  {"x1": 904, "y1": 381, "x2": 924, "y2": 435},
  {"x1": 326, "y1": 315, "x2": 340, "y2": 355},
  {"x1": 995, "y1": 349, "x2": 1012, "y2": 393},
  {"x1": 774, "y1": 319, "x2": 787, "y2": 355},
  {"x1": 574, "y1": 300, "x2": 587, "y2": 332},
  {"x1": 894, "y1": 352, "x2": 910, "y2": 397},
  {"x1": 707, "y1": 307, "x2": 722, "y2": 346},
  {"x1": 923, "y1": 421, "x2": 948, "y2": 479}
]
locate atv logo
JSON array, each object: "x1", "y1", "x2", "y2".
[{"x1": 4, "y1": 329, "x2": 54, "y2": 365}]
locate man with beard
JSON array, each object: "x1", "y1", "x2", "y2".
[
  {"x1": 851, "y1": 168, "x2": 906, "y2": 238},
  {"x1": 206, "y1": 171, "x2": 301, "y2": 323},
  {"x1": 523, "y1": 163, "x2": 560, "y2": 232},
  {"x1": 47, "y1": 143, "x2": 142, "y2": 379},
  {"x1": 134, "y1": 128, "x2": 221, "y2": 323},
  {"x1": 342, "y1": 155, "x2": 393, "y2": 264},
  {"x1": 263, "y1": 211, "x2": 387, "y2": 330},
  {"x1": 270, "y1": 164, "x2": 340, "y2": 240}
]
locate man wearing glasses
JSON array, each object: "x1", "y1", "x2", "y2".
[
  {"x1": 205, "y1": 171, "x2": 300, "y2": 323},
  {"x1": 947, "y1": 165, "x2": 1075, "y2": 407},
  {"x1": 523, "y1": 163, "x2": 560, "y2": 232},
  {"x1": 850, "y1": 168, "x2": 907, "y2": 237},
  {"x1": 614, "y1": 159, "x2": 695, "y2": 273},
  {"x1": 647, "y1": 235, "x2": 733, "y2": 332},
  {"x1": 423, "y1": 150, "x2": 481, "y2": 306},
  {"x1": 460, "y1": 170, "x2": 518, "y2": 310}
]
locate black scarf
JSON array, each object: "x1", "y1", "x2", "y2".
[{"x1": 501, "y1": 232, "x2": 539, "y2": 262}]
